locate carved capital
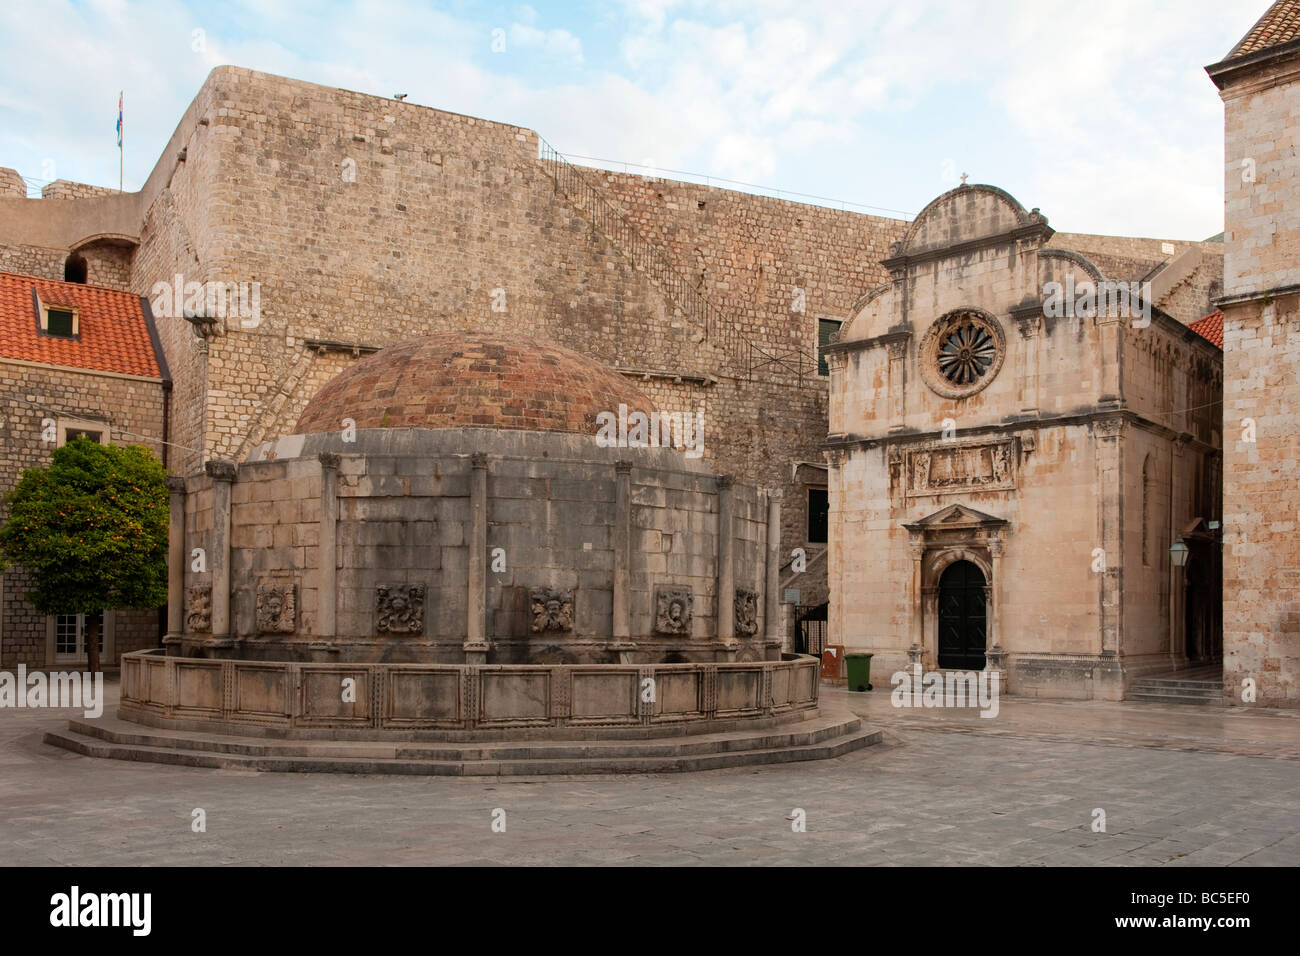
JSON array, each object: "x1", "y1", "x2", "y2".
[
  {"x1": 205, "y1": 459, "x2": 237, "y2": 482},
  {"x1": 1094, "y1": 417, "x2": 1123, "y2": 441},
  {"x1": 614, "y1": 459, "x2": 633, "y2": 475},
  {"x1": 470, "y1": 452, "x2": 489, "y2": 470},
  {"x1": 907, "y1": 532, "x2": 925, "y2": 560},
  {"x1": 165, "y1": 475, "x2": 188, "y2": 494},
  {"x1": 318, "y1": 451, "x2": 340, "y2": 470},
  {"x1": 716, "y1": 474, "x2": 734, "y2": 491}
]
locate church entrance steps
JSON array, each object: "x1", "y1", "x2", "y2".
[
  {"x1": 1127, "y1": 670, "x2": 1224, "y2": 707},
  {"x1": 43, "y1": 708, "x2": 879, "y2": 775}
]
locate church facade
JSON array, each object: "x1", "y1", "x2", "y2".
[{"x1": 825, "y1": 186, "x2": 1224, "y2": 700}]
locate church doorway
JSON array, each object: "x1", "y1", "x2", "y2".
[{"x1": 937, "y1": 560, "x2": 987, "y2": 670}]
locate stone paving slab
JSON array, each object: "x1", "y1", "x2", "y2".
[
  {"x1": 0, "y1": 681, "x2": 1297, "y2": 866},
  {"x1": 826, "y1": 686, "x2": 1300, "y2": 759}
]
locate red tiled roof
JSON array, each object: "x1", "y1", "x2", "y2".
[
  {"x1": 1190, "y1": 310, "x2": 1224, "y2": 349},
  {"x1": 0, "y1": 272, "x2": 161, "y2": 378},
  {"x1": 1227, "y1": 0, "x2": 1300, "y2": 59}
]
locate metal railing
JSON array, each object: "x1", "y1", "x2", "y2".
[{"x1": 538, "y1": 137, "x2": 818, "y2": 385}]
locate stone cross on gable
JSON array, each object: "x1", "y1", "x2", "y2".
[{"x1": 960, "y1": 172, "x2": 969, "y2": 185}]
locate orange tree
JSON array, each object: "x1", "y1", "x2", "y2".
[{"x1": 0, "y1": 437, "x2": 168, "y2": 673}]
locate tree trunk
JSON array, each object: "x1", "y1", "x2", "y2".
[{"x1": 86, "y1": 614, "x2": 100, "y2": 675}]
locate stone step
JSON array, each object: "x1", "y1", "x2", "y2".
[
  {"x1": 1130, "y1": 678, "x2": 1224, "y2": 691},
  {"x1": 60, "y1": 712, "x2": 860, "y2": 761},
  {"x1": 44, "y1": 712, "x2": 880, "y2": 775},
  {"x1": 1133, "y1": 686, "x2": 1222, "y2": 697},
  {"x1": 1126, "y1": 690, "x2": 1225, "y2": 707}
]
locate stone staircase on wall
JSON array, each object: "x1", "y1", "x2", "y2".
[{"x1": 781, "y1": 544, "x2": 827, "y2": 595}]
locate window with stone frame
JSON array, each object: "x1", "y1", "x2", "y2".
[
  {"x1": 36, "y1": 294, "x2": 80, "y2": 339},
  {"x1": 807, "y1": 486, "x2": 829, "y2": 543},
  {"x1": 57, "y1": 419, "x2": 109, "y2": 447},
  {"x1": 817, "y1": 318, "x2": 842, "y2": 376}
]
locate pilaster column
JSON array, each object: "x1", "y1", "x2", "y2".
[
  {"x1": 165, "y1": 476, "x2": 187, "y2": 645},
  {"x1": 610, "y1": 461, "x2": 635, "y2": 656},
  {"x1": 318, "y1": 453, "x2": 339, "y2": 640},
  {"x1": 1095, "y1": 417, "x2": 1123, "y2": 656},
  {"x1": 987, "y1": 534, "x2": 1003, "y2": 650},
  {"x1": 464, "y1": 452, "x2": 489, "y2": 663},
  {"x1": 764, "y1": 489, "x2": 783, "y2": 657},
  {"x1": 1169, "y1": 438, "x2": 1187, "y2": 666},
  {"x1": 205, "y1": 460, "x2": 237, "y2": 644},
  {"x1": 987, "y1": 534, "x2": 1005, "y2": 681},
  {"x1": 908, "y1": 532, "x2": 925, "y2": 664},
  {"x1": 886, "y1": 338, "x2": 908, "y2": 431},
  {"x1": 1015, "y1": 313, "x2": 1041, "y2": 417},
  {"x1": 716, "y1": 474, "x2": 736, "y2": 651}
]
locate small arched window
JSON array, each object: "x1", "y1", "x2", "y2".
[{"x1": 64, "y1": 253, "x2": 88, "y2": 284}]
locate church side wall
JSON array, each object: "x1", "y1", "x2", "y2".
[{"x1": 1220, "y1": 55, "x2": 1300, "y2": 708}]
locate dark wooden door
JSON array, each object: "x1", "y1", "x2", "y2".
[{"x1": 937, "y1": 560, "x2": 987, "y2": 670}]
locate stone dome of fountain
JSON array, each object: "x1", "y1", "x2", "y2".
[{"x1": 293, "y1": 333, "x2": 654, "y2": 436}]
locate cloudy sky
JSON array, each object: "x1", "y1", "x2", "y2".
[{"x1": 0, "y1": 0, "x2": 1267, "y2": 238}]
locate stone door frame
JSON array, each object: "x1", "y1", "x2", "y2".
[
  {"x1": 927, "y1": 550, "x2": 992, "y2": 669},
  {"x1": 903, "y1": 504, "x2": 1008, "y2": 674}
]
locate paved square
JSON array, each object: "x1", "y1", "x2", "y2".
[{"x1": 2, "y1": 682, "x2": 1297, "y2": 866}]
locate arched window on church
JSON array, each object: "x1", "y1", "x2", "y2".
[
  {"x1": 64, "y1": 253, "x2": 88, "y2": 284},
  {"x1": 1142, "y1": 454, "x2": 1152, "y2": 567}
]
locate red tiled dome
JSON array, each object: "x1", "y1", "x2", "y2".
[{"x1": 294, "y1": 333, "x2": 654, "y2": 435}]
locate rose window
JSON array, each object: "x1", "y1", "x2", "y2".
[
  {"x1": 936, "y1": 320, "x2": 998, "y2": 386},
  {"x1": 919, "y1": 310, "x2": 1006, "y2": 399}
]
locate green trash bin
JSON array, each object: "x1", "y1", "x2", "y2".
[{"x1": 845, "y1": 653, "x2": 873, "y2": 692}]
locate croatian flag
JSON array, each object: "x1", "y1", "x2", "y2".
[{"x1": 116, "y1": 92, "x2": 123, "y2": 147}]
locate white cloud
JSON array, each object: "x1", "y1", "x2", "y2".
[
  {"x1": 508, "y1": 23, "x2": 583, "y2": 63},
  {"x1": 0, "y1": 0, "x2": 1267, "y2": 237}
]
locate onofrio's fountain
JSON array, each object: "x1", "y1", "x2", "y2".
[{"x1": 48, "y1": 334, "x2": 876, "y2": 772}]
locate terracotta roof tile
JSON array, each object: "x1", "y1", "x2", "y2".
[
  {"x1": 294, "y1": 333, "x2": 653, "y2": 436},
  {"x1": 1190, "y1": 310, "x2": 1224, "y2": 349},
  {"x1": 0, "y1": 271, "x2": 161, "y2": 378},
  {"x1": 1227, "y1": 0, "x2": 1300, "y2": 59}
]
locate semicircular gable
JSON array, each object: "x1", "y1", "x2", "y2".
[
  {"x1": 1038, "y1": 248, "x2": 1105, "y2": 287},
  {"x1": 841, "y1": 283, "x2": 895, "y2": 342},
  {"x1": 900, "y1": 184, "x2": 1035, "y2": 257}
]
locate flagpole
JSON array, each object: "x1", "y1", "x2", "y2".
[{"x1": 118, "y1": 91, "x2": 123, "y2": 192}]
